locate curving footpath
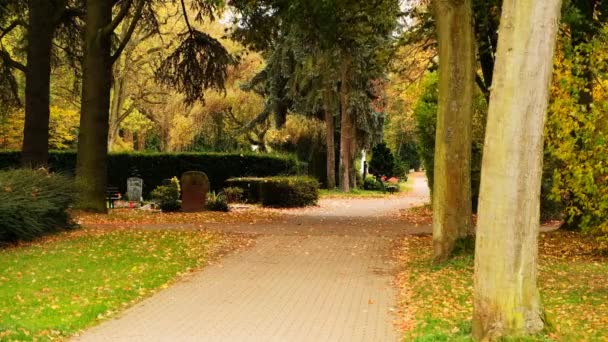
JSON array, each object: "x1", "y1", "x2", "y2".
[{"x1": 74, "y1": 174, "x2": 431, "y2": 342}]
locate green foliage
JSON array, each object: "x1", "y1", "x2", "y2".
[
  {"x1": 363, "y1": 176, "x2": 384, "y2": 191},
  {"x1": 223, "y1": 177, "x2": 265, "y2": 203},
  {"x1": 150, "y1": 177, "x2": 181, "y2": 212},
  {"x1": 413, "y1": 73, "x2": 439, "y2": 192},
  {"x1": 260, "y1": 176, "x2": 319, "y2": 207},
  {"x1": 0, "y1": 169, "x2": 74, "y2": 242},
  {"x1": 0, "y1": 151, "x2": 299, "y2": 197},
  {"x1": 413, "y1": 72, "x2": 487, "y2": 211},
  {"x1": 392, "y1": 160, "x2": 409, "y2": 179},
  {"x1": 222, "y1": 186, "x2": 244, "y2": 203},
  {"x1": 206, "y1": 191, "x2": 229, "y2": 212},
  {"x1": 546, "y1": 46, "x2": 608, "y2": 234},
  {"x1": 226, "y1": 176, "x2": 319, "y2": 207},
  {"x1": 368, "y1": 143, "x2": 395, "y2": 178}
]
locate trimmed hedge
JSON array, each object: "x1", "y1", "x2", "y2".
[
  {"x1": 0, "y1": 151, "x2": 300, "y2": 197},
  {"x1": 0, "y1": 169, "x2": 75, "y2": 242},
  {"x1": 226, "y1": 176, "x2": 319, "y2": 207},
  {"x1": 224, "y1": 177, "x2": 265, "y2": 203}
]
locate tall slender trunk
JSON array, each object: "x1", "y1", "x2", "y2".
[
  {"x1": 339, "y1": 59, "x2": 352, "y2": 192},
  {"x1": 108, "y1": 75, "x2": 126, "y2": 149},
  {"x1": 431, "y1": 0, "x2": 475, "y2": 262},
  {"x1": 324, "y1": 108, "x2": 336, "y2": 189},
  {"x1": 472, "y1": 0, "x2": 562, "y2": 340},
  {"x1": 349, "y1": 124, "x2": 357, "y2": 189},
  {"x1": 21, "y1": 0, "x2": 59, "y2": 168},
  {"x1": 75, "y1": 0, "x2": 113, "y2": 212}
]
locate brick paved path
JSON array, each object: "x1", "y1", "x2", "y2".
[{"x1": 74, "y1": 174, "x2": 431, "y2": 342}]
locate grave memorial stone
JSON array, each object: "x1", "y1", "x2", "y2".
[
  {"x1": 127, "y1": 177, "x2": 144, "y2": 202},
  {"x1": 181, "y1": 171, "x2": 210, "y2": 212}
]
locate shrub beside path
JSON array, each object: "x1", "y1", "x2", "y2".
[{"x1": 74, "y1": 173, "x2": 431, "y2": 342}]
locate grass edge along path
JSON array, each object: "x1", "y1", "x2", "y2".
[
  {"x1": 0, "y1": 228, "x2": 251, "y2": 341},
  {"x1": 393, "y1": 231, "x2": 608, "y2": 342}
]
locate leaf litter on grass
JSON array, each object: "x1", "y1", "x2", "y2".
[
  {"x1": 0, "y1": 227, "x2": 254, "y2": 341},
  {"x1": 393, "y1": 230, "x2": 608, "y2": 341}
]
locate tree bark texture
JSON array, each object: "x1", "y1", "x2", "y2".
[
  {"x1": 21, "y1": 0, "x2": 59, "y2": 168},
  {"x1": 75, "y1": 0, "x2": 113, "y2": 212},
  {"x1": 339, "y1": 58, "x2": 352, "y2": 192},
  {"x1": 472, "y1": 0, "x2": 562, "y2": 340},
  {"x1": 431, "y1": 0, "x2": 475, "y2": 263},
  {"x1": 324, "y1": 108, "x2": 336, "y2": 189}
]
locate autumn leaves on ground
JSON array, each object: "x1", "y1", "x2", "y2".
[
  {"x1": 0, "y1": 200, "x2": 606, "y2": 341},
  {"x1": 394, "y1": 206, "x2": 608, "y2": 342},
  {"x1": 0, "y1": 213, "x2": 254, "y2": 341}
]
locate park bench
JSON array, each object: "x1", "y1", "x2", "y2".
[
  {"x1": 386, "y1": 185, "x2": 397, "y2": 194},
  {"x1": 106, "y1": 187, "x2": 121, "y2": 208}
]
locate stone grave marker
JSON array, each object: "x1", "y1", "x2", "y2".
[
  {"x1": 126, "y1": 177, "x2": 144, "y2": 202},
  {"x1": 181, "y1": 171, "x2": 209, "y2": 212}
]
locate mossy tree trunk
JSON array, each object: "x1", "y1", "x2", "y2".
[
  {"x1": 472, "y1": 0, "x2": 562, "y2": 340},
  {"x1": 75, "y1": 0, "x2": 113, "y2": 212},
  {"x1": 431, "y1": 0, "x2": 475, "y2": 263},
  {"x1": 21, "y1": 0, "x2": 64, "y2": 168}
]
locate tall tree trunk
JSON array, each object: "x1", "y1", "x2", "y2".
[
  {"x1": 21, "y1": 0, "x2": 58, "y2": 168},
  {"x1": 75, "y1": 0, "x2": 113, "y2": 212},
  {"x1": 349, "y1": 125, "x2": 357, "y2": 189},
  {"x1": 472, "y1": 0, "x2": 562, "y2": 339},
  {"x1": 108, "y1": 75, "x2": 126, "y2": 149},
  {"x1": 339, "y1": 58, "x2": 352, "y2": 192},
  {"x1": 431, "y1": 0, "x2": 475, "y2": 263},
  {"x1": 274, "y1": 100, "x2": 288, "y2": 129},
  {"x1": 324, "y1": 108, "x2": 336, "y2": 189}
]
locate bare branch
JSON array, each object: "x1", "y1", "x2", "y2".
[
  {"x1": 0, "y1": 19, "x2": 27, "y2": 40},
  {"x1": 0, "y1": 49, "x2": 26, "y2": 72},
  {"x1": 111, "y1": 0, "x2": 145, "y2": 64},
  {"x1": 102, "y1": 0, "x2": 134, "y2": 36}
]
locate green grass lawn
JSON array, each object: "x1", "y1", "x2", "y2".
[
  {"x1": 320, "y1": 178, "x2": 412, "y2": 198},
  {"x1": 394, "y1": 231, "x2": 608, "y2": 342},
  {"x1": 0, "y1": 228, "x2": 232, "y2": 341}
]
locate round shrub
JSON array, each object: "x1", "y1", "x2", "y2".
[
  {"x1": 363, "y1": 176, "x2": 383, "y2": 191},
  {"x1": 222, "y1": 186, "x2": 244, "y2": 203},
  {"x1": 224, "y1": 177, "x2": 265, "y2": 203},
  {"x1": 206, "y1": 191, "x2": 229, "y2": 212},
  {"x1": 260, "y1": 176, "x2": 319, "y2": 208},
  {"x1": 0, "y1": 169, "x2": 75, "y2": 242},
  {"x1": 151, "y1": 177, "x2": 181, "y2": 212}
]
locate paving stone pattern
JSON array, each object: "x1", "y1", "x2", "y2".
[{"x1": 74, "y1": 174, "x2": 431, "y2": 342}]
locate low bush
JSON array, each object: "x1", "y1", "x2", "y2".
[
  {"x1": 260, "y1": 176, "x2": 319, "y2": 207},
  {"x1": 226, "y1": 176, "x2": 319, "y2": 207},
  {"x1": 0, "y1": 151, "x2": 300, "y2": 197},
  {"x1": 222, "y1": 186, "x2": 244, "y2": 203},
  {"x1": 363, "y1": 176, "x2": 384, "y2": 191},
  {"x1": 224, "y1": 177, "x2": 265, "y2": 203},
  {"x1": 206, "y1": 191, "x2": 229, "y2": 212},
  {"x1": 0, "y1": 169, "x2": 75, "y2": 242},
  {"x1": 151, "y1": 177, "x2": 181, "y2": 212}
]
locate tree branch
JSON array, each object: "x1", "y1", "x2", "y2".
[
  {"x1": 111, "y1": 0, "x2": 145, "y2": 64},
  {"x1": 102, "y1": 0, "x2": 134, "y2": 36},
  {"x1": 0, "y1": 19, "x2": 27, "y2": 40},
  {"x1": 180, "y1": 0, "x2": 193, "y2": 33},
  {"x1": 0, "y1": 50, "x2": 26, "y2": 72}
]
